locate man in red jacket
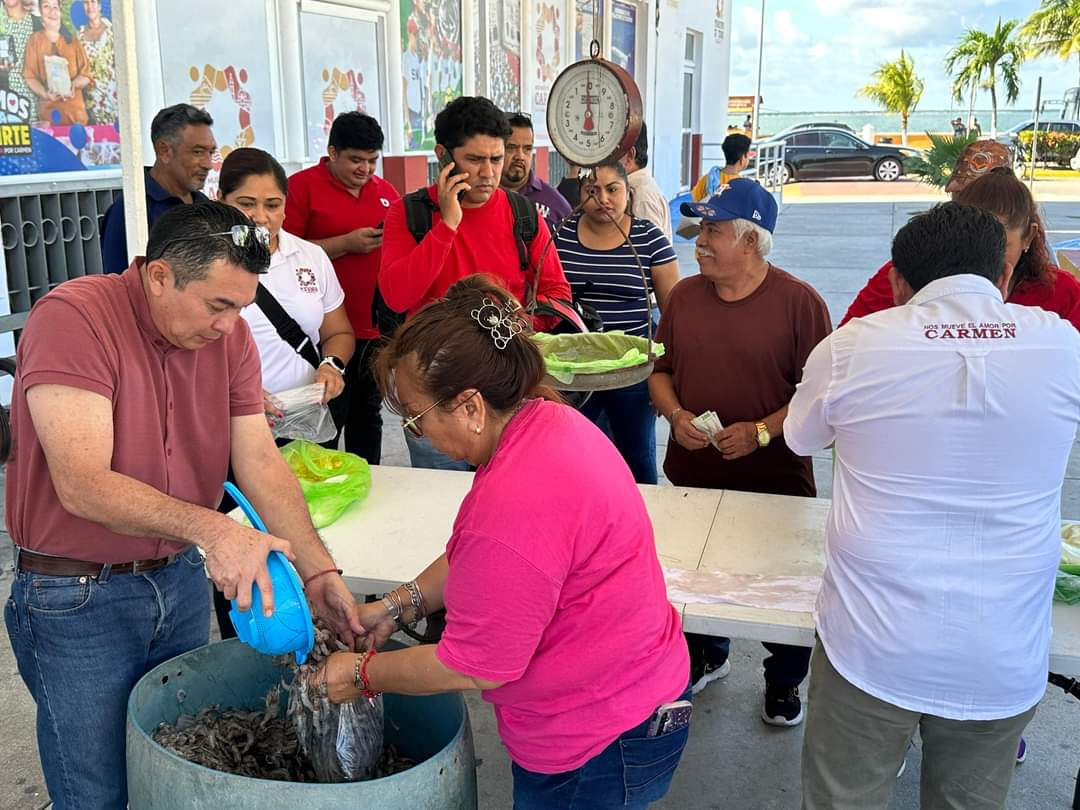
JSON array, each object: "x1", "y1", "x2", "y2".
[
  {"x1": 284, "y1": 113, "x2": 399, "y2": 464},
  {"x1": 379, "y1": 96, "x2": 571, "y2": 469}
]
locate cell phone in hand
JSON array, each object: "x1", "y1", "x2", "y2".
[
  {"x1": 647, "y1": 699, "x2": 693, "y2": 738},
  {"x1": 437, "y1": 148, "x2": 468, "y2": 200}
]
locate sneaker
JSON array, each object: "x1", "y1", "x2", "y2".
[
  {"x1": 761, "y1": 684, "x2": 804, "y2": 727},
  {"x1": 690, "y1": 658, "x2": 731, "y2": 695},
  {"x1": 1016, "y1": 736, "x2": 1027, "y2": 764}
]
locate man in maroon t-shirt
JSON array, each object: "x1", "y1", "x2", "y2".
[
  {"x1": 4, "y1": 203, "x2": 364, "y2": 807},
  {"x1": 650, "y1": 179, "x2": 832, "y2": 728},
  {"x1": 284, "y1": 112, "x2": 400, "y2": 464}
]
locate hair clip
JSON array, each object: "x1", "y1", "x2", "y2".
[{"x1": 471, "y1": 297, "x2": 524, "y2": 350}]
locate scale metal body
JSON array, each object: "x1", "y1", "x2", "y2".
[{"x1": 545, "y1": 50, "x2": 643, "y2": 169}]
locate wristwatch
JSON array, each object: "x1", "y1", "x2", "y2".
[
  {"x1": 754, "y1": 421, "x2": 771, "y2": 448},
  {"x1": 319, "y1": 355, "x2": 346, "y2": 375}
]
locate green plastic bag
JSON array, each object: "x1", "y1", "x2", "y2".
[
  {"x1": 279, "y1": 440, "x2": 371, "y2": 528},
  {"x1": 1056, "y1": 571, "x2": 1080, "y2": 605},
  {"x1": 532, "y1": 331, "x2": 665, "y2": 384}
]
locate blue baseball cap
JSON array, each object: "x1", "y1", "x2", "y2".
[{"x1": 680, "y1": 178, "x2": 778, "y2": 233}]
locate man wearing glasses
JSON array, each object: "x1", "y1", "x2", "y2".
[
  {"x1": 500, "y1": 112, "x2": 573, "y2": 233},
  {"x1": 4, "y1": 202, "x2": 363, "y2": 808}
]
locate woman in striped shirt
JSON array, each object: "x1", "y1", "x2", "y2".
[{"x1": 554, "y1": 161, "x2": 680, "y2": 484}]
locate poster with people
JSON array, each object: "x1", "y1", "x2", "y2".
[
  {"x1": 0, "y1": 0, "x2": 120, "y2": 178},
  {"x1": 300, "y1": 10, "x2": 383, "y2": 159},
  {"x1": 531, "y1": 0, "x2": 561, "y2": 140},
  {"x1": 472, "y1": 0, "x2": 520, "y2": 115},
  {"x1": 400, "y1": 0, "x2": 462, "y2": 151},
  {"x1": 611, "y1": 0, "x2": 636, "y2": 78}
]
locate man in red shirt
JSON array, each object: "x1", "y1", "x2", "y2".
[
  {"x1": 4, "y1": 203, "x2": 363, "y2": 807},
  {"x1": 284, "y1": 112, "x2": 399, "y2": 463},
  {"x1": 378, "y1": 95, "x2": 571, "y2": 469}
]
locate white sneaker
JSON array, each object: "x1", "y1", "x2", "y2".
[{"x1": 691, "y1": 659, "x2": 731, "y2": 695}]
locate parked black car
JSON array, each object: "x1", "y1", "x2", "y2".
[{"x1": 758, "y1": 127, "x2": 920, "y2": 183}]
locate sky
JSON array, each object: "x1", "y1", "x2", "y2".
[{"x1": 727, "y1": 0, "x2": 1077, "y2": 113}]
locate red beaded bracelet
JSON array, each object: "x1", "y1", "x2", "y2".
[
  {"x1": 303, "y1": 567, "x2": 342, "y2": 588},
  {"x1": 352, "y1": 648, "x2": 380, "y2": 699}
]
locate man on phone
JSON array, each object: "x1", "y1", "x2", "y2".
[
  {"x1": 284, "y1": 112, "x2": 399, "y2": 464},
  {"x1": 378, "y1": 95, "x2": 571, "y2": 470}
]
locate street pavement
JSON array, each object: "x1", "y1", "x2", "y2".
[{"x1": 2, "y1": 195, "x2": 1080, "y2": 808}]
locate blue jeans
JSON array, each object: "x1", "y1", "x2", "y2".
[
  {"x1": 580, "y1": 381, "x2": 658, "y2": 485},
  {"x1": 512, "y1": 687, "x2": 692, "y2": 809},
  {"x1": 4, "y1": 546, "x2": 210, "y2": 809},
  {"x1": 404, "y1": 428, "x2": 471, "y2": 471}
]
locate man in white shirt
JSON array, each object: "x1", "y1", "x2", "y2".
[
  {"x1": 620, "y1": 122, "x2": 672, "y2": 242},
  {"x1": 786, "y1": 202, "x2": 1080, "y2": 809}
]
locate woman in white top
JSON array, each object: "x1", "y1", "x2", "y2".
[
  {"x1": 214, "y1": 147, "x2": 356, "y2": 641},
  {"x1": 218, "y1": 147, "x2": 355, "y2": 407}
]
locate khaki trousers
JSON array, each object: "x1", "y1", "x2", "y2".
[{"x1": 801, "y1": 639, "x2": 1036, "y2": 810}]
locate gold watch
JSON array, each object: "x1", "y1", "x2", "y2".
[{"x1": 755, "y1": 421, "x2": 771, "y2": 448}]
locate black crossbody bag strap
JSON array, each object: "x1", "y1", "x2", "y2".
[{"x1": 253, "y1": 283, "x2": 321, "y2": 370}]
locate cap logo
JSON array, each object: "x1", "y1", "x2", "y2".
[{"x1": 752, "y1": 209, "x2": 762, "y2": 221}]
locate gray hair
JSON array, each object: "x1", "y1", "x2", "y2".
[
  {"x1": 732, "y1": 218, "x2": 773, "y2": 258},
  {"x1": 145, "y1": 202, "x2": 268, "y2": 288},
  {"x1": 150, "y1": 104, "x2": 214, "y2": 147}
]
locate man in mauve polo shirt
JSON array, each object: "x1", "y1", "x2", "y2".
[
  {"x1": 284, "y1": 111, "x2": 399, "y2": 464},
  {"x1": 500, "y1": 112, "x2": 572, "y2": 233},
  {"x1": 100, "y1": 103, "x2": 216, "y2": 274},
  {"x1": 4, "y1": 203, "x2": 364, "y2": 809}
]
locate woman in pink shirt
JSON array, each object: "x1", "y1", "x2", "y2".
[{"x1": 315, "y1": 275, "x2": 690, "y2": 808}]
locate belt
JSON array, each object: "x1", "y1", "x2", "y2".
[{"x1": 14, "y1": 547, "x2": 178, "y2": 578}]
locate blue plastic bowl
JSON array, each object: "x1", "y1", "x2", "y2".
[{"x1": 224, "y1": 483, "x2": 315, "y2": 665}]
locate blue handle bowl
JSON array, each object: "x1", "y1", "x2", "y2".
[{"x1": 224, "y1": 483, "x2": 315, "y2": 664}]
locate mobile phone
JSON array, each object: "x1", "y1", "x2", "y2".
[
  {"x1": 437, "y1": 149, "x2": 468, "y2": 200},
  {"x1": 646, "y1": 700, "x2": 693, "y2": 738}
]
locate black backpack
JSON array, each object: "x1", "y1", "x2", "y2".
[{"x1": 371, "y1": 189, "x2": 540, "y2": 339}]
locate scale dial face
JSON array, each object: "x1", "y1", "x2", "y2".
[{"x1": 547, "y1": 59, "x2": 641, "y2": 168}]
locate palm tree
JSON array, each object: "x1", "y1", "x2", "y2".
[
  {"x1": 906, "y1": 131, "x2": 980, "y2": 189},
  {"x1": 1021, "y1": 0, "x2": 1080, "y2": 95},
  {"x1": 944, "y1": 20, "x2": 1025, "y2": 139},
  {"x1": 857, "y1": 51, "x2": 924, "y2": 146},
  {"x1": 945, "y1": 35, "x2": 984, "y2": 131}
]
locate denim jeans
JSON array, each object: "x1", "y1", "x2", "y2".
[
  {"x1": 4, "y1": 546, "x2": 210, "y2": 809},
  {"x1": 512, "y1": 687, "x2": 692, "y2": 809},
  {"x1": 404, "y1": 428, "x2": 471, "y2": 471},
  {"x1": 580, "y1": 380, "x2": 658, "y2": 485}
]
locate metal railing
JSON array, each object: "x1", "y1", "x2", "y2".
[
  {"x1": 0, "y1": 178, "x2": 120, "y2": 336},
  {"x1": 753, "y1": 140, "x2": 786, "y2": 205}
]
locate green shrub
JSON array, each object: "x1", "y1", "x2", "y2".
[{"x1": 1016, "y1": 130, "x2": 1080, "y2": 166}]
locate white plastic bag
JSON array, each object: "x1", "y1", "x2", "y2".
[{"x1": 269, "y1": 383, "x2": 337, "y2": 444}]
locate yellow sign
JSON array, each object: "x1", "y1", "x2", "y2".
[{"x1": 728, "y1": 95, "x2": 757, "y2": 114}]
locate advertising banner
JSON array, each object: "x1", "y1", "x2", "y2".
[
  {"x1": 0, "y1": 0, "x2": 120, "y2": 179},
  {"x1": 400, "y1": 0, "x2": 463, "y2": 151}
]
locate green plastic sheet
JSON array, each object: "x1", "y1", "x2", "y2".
[
  {"x1": 279, "y1": 440, "x2": 371, "y2": 528},
  {"x1": 1055, "y1": 527, "x2": 1080, "y2": 604},
  {"x1": 532, "y1": 331, "x2": 665, "y2": 384}
]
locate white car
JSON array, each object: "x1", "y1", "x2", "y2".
[{"x1": 1072, "y1": 145, "x2": 1080, "y2": 172}]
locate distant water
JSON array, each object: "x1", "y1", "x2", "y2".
[{"x1": 746, "y1": 109, "x2": 1038, "y2": 137}]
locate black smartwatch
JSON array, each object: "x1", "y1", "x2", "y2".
[{"x1": 319, "y1": 355, "x2": 346, "y2": 375}]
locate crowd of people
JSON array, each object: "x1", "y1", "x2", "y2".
[{"x1": 2, "y1": 82, "x2": 1077, "y2": 810}]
